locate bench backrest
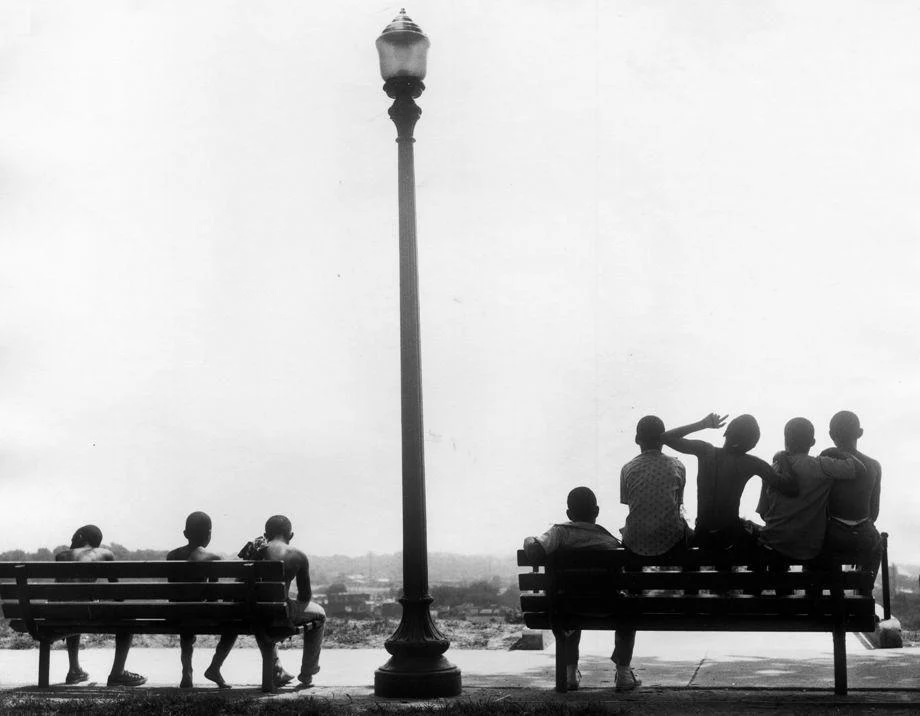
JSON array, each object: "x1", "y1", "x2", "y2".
[
  {"x1": 0, "y1": 561, "x2": 291, "y2": 637},
  {"x1": 517, "y1": 548, "x2": 876, "y2": 632}
]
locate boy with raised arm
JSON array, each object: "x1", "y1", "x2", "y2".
[
  {"x1": 523, "y1": 487, "x2": 641, "y2": 692},
  {"x1": 662, "y1": 413, "x2": 798, "y2": 550},
  {"x1": 166, "y1": 511, "x2": 237, "y2": 689},
  {"x1": 55, "y1": 525, "x2": 146, "y2": 687},
  {"x1": 757, "y1": 418, "x2": 864, "y2": 561}
]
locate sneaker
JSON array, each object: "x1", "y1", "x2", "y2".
[
  {"x1": 65, "y1": 669, "x2": 89, "y2": 685},
  {"x1": 615, "y1": 667, "x2": 641, "y2": 692},
  {"x1": 107, "y1": 670, "x2": 147, "y2": 687}
]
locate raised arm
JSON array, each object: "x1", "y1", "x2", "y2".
[{"x1": 661, "y1": 413, "x2": 727, "y2": 456}]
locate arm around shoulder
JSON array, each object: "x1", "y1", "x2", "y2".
[{"x1": 754, "y1": 456, "x2": 799, "y2": 497}]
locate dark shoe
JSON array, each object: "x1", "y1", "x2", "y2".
[
  {"x1": 179, "y1": 676, "x2": 193, "y2": 689},
  {"x1": 107, "y1": 670, "x2": 147, "y2": 687},
  {"x1": 295, "y1": 676, "x2": 314, "y2": 690},
  {"x1": 65, "y1": 669, "x2": 89, "y2": 685}
]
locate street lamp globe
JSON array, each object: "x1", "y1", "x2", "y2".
[{"x1": 376, "y1": 8, "x2": 430, "y2": 92}]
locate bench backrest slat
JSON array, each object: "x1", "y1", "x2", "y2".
[
  {"x1": 0, "y1": 561, "x2": 285, "y2": 581},
  {"x1": 0, "y1": 581, "x2": 286, "y2": 602},
  {"x1": 2, "y1": 601, "x2": 288, "y2": 621},
  {"x1": 519, "y1": 570, "x2": 869, "y2": 593},
  {"x1": 517, "y1": 548, "x2": 863, "y2": 570}
]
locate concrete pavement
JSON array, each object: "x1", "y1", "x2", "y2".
[{"x1": 2, "y1": 631, "x2": 920, "y2": 710}]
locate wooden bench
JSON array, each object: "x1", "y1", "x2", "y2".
[
  {"x1": 517, "y1": 548, "x2": 876, "y2": 695},
  {"x1": 0, "y1": 560, "x2": 321, "y2": 691}
]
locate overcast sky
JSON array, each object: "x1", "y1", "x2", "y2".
[{"x1": 1, "y1": 1, "x2": 918, "y2": 563}]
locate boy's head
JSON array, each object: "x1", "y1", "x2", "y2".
[
  {"x1": 265, "y1": 514, "x2": 293, "y2": 543},
  {"x1": 724, "y1": 414, "x2": 760, "y2": 453},
  {"x1": 829, "y1": 410, "x2": 862, "y2": 447},
  {"x1": 784, "y1": 417, "x2": 815, "y2": 454},
  {"x1": 70, "y1": 524, "x2": 103, "y2": 549},
  {"x1": 635, "y1": 415, "x2": 665, "y2": 451},
  {"x1": 566, "y1": 487, "x2": 600, "y2": 523},
  {"x1": 183, "y1": 511, "x2": 212, "y2": 548}
]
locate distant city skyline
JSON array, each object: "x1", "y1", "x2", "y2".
[{"x1": 1, "y1": 1, "x2": 917, "y2": 563}]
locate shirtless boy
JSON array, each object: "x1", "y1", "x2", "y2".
[
  {"x1": 821, "y1": 411, "x2": 883, "y2": 581},
  {"x1": 55, "y1": 525, "x2": 146, "y2": 687},
  {"x1": 662, "y1": 413, "x2": 798, "y2": 550},
  {"x1": 166, "y1": 511, "x2": 237, "y2": 688},
  {"x1": 253, "y1": 515, "x2": 325, "y2": 690}
]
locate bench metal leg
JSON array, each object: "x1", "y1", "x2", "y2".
[
  {"x1": 553, "y1": 629, "x2": 567, "y2": 692},
  {"x1": 38, "y1": 640, "x2": 51, "y2": 688},
  {"x1": 255, "y1": 631, "x2": 275, "y2": 693},
  {"x1": 832, "y1": 627, "x2": 847, "y2": 696}
]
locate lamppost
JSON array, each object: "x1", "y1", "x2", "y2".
[{"x1": 373, "y1": 9, "x2": 462, "y2": 699}]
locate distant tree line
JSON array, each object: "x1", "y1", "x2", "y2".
[
  {"x1": 431, "y1": 578, "x2": 520, "y2": 610},
  {"x1": 0, "y1": 545, "x2": 167, "y2": 561}
]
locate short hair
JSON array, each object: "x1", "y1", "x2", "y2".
[
  {"x1": 265, "y1": 514, "x2": 293, "y2": 540},
  {"x1": 636, "y1": 415, "x2": 665, "y2": 447},
  {"x1": 184, "y1": 511, "x2": 212, "y2": 539},
  {"x1": 724, "y1": 414, "x2": 761, "y2": 453},
  {"x1": 830, "y1": 410, "x2": 861, "y2": 442},
  {"x1": 566, "y1": 486, "x2": 598, "y2": 521},
  {"x1": 71, "y1": 524, "x2": 103, "y2": 549},
  {"x1": 784, "y1": 417, "x2": 814, "y2": 453}
]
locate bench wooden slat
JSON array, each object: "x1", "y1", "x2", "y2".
[
  {"x1": 553, "y1": 571, "x2": 869, "y2": 592},
  {"x1": 518, "y1": 573, "x2": 548, "y2": 591},
  {"x1": 0, "y1": 581, "x2": 286, "y2": 602},
  {"x1": 550, "y1": 594, "x2": 874, "y2": 617},
  {"x1": 519, "y1": 569, "x2": 868, "y2": 594},
  {"x1": 517, "y1": 548, "x2": 864, "y2": 571},
  {"x1": 523, "y1": 613, "x2": 877, "y2": 632},
  {"x1": 7, "y1": 619, "x2": 301, "y2": 636},
  {"x1": 0, "y1": 561, "x2": 284, "y2": 581},
  {"x1": 521, "y1": 593, "x2": 875, "y2": 616},
  {"x1": 2, "y1": 601, "x2": 288, "y2": 621}
]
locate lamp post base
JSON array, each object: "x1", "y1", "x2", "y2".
[
  {"x1": 373, "y1": 596, "x2": 462, "y2": 697},
  {"x1": 374, "y1": 655, "x2": 461, "y2": 698}
]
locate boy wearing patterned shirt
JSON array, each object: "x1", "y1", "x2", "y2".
[{"x1": 620, "y1": 415, "x2": 691, "y2": 557}]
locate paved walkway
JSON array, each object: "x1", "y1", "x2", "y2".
[{"x1": 2, "y1": 632, "x2": 920, "y2": 711}]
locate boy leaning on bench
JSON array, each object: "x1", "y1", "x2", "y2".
[{"x1": 523, "y1": 410, "x2": 884, "y2": 691}]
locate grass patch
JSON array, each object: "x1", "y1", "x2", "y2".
[{"x1": 0, "y1": 693, "x2": 631, "y2": 716}]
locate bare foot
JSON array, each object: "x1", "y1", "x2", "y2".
[
  {"x1": 273, "y1": 667, "x2": 294, "y2": 688},
  {"x1": 204, "y1": 666, "x2": 230, "y2": 689}
]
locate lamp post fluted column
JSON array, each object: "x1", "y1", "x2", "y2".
[{"x1": 373, "y1": 10, "x2": 461, "y2": 699}]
